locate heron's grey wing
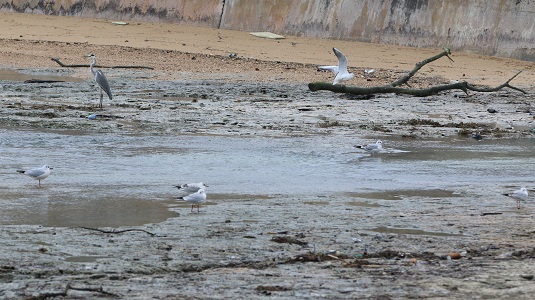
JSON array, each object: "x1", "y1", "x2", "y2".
[
  {"x1": 26, "y1": 168, "x2": 45, "y2": 177},
  {"x1": 333, "y1": 48, "x2": 348, "y2": 73},
  {"x1": 95, "y1": 70, "x2": 113, "y2": 100},
  {"x1": 318, "y1": 65, "x2": 339, "y2": 74}
]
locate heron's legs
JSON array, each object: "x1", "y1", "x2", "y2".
[{"x1": 99, "y1": 89, "x2": 103, "y2": 110}]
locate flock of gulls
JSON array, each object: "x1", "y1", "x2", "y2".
[{"x1": 14, "y1": 49, "x2": 530, "y2": 211}]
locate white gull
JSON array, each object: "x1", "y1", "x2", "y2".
[
  {"x1": 17, "y1": 165, "x2": 52, "y2": 187},
  {"x1": 318, "y1": 48, "x2": 355, "y2": 85}
]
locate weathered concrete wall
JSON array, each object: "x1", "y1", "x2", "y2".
[
  {"x1": 220, "y1": 0, "x2": 535, "y2": 61},
  {"x1": 1, "y1": 0, "x2": 535, "y2": 60},
  {"x1": 0, "y1": 0, "x2": 223, "y2": 26}
]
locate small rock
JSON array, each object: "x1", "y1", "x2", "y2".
[
  {"x1": 42, "y1": 109, "x2": 59, "y2": 118},
  {"x1": 471, "y1": 132, "x2": 482, "y2": 140},
  {"x1": 487, "y1": 108, "x2": 497, "y2": 113}
]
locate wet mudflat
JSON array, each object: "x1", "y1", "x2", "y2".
[{"x1": 1, "y1": 66, "x2": 535, "y2": 299}]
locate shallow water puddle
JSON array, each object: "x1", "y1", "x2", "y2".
[
  {"x1": 65, "y1": 256, "x2": 112, "y2": 263},
  {"x1": 346, "y1": 201, "x2": 381, "y2": 208},
  {"x1": 345, "y1": 189, "x2": 461, "y2": 201},
  {"x1": 304, "y1": 201, "x2": 329, "y2": 205},
  {"x1": 368, "y1": 226, "x2": 465, "y2": 237},
  {"x1": 0, "y1": 69, "x2": 83, "y2": 82},
  {"x1": 0, "y1": 194, "x2": 178, "y2": 227}
]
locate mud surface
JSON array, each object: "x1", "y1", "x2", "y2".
[{"x1": 1, "y1": 13, "x2": 535, "y2": 300}]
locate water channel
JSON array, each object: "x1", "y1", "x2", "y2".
[{"x1": 1, "y1": 128, "x2": 533, "y2": 227}]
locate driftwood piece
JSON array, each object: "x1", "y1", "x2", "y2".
[
  {"x1": 24, "y1": 283, "x2": 119, "y2": 299},
  {"x1": 24, "y1": 79, "x2": 65, "y2": 83},
  {"x1": 80, "y1": 226, "x2": 156, "y2": 236},
  {"x1": 309, "y1": 48, "x2": 526, "y2": 97},
  {"x1": 51, "y1": 57, "x2": 154, "y2": 70},
  {"x1": 390, "y1": 48, "x2": 454, "y2": 87},
  {"x1": 309, "y1": 81, "x2": 469, "y2": 96},
  {"x1": 467, "y1": 70, "x2": 526, "y2": 94}
]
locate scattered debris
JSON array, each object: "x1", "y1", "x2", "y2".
[
  {"x1": 271, "y1": 236, "x2": 307, "y2": 246},
  {"x1": 249, "y1": 32, "x2": 286, "y2": 39}
]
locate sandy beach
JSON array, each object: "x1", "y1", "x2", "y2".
[
  {"x1": 1, "y1": 12, "x2": 534, "y2": 86},
  {"x1": 1, "y1": 12, "x2": 535, "y2": 300}
]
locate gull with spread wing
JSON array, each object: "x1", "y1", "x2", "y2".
[{"x1": 318, "y1": 48, "x2": 355, "y2": 85}]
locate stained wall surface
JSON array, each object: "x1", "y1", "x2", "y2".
[{"x1": 1, "y1": 0, "x2": 534, "y2": 60}]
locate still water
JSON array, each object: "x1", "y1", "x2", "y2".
[{"x1": 0, "y1": 128, "x2": 533, "y2": 226}]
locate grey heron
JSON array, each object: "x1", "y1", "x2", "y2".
[
  {"x1": 318, "y1": 48, "x2": 355, "y2": 85},
  {"x1": 87, "y1": 53, "x2": 112, "y2": 109},
  {"x1": 17, "y1": 165, "x2": 53, "y2": 187},
  {"x1": 182, "y1": 188, "x2": 207, "y2": 212},
  {"x1": 175, "y1": 182, "x2": 209, "y2": 193}
]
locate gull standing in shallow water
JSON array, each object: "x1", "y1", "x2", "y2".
[
  {"x1": 354, "y1": 140, "x2": 383, "y2": 153},
  {"x1": 87, "y1": 53, "x2": 113, "y2": 110},
  {"x1": 175, "y1": 182, "x2": 208, "y2": 193},
  {"x1": 503, "y1": 187, "x2": 528, "y2": 209},
  {"x1": 17, "y1": 165, "x2": 53, "y2": 187},
  {"x1": 182, "y1": 189, "x2": 207, "y2": 212},
  {"x1": 318, "y1": 47, "x2": 355, "y2": 85}
]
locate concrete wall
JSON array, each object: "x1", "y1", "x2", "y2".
[
  {"x1": 1, "y1": 0, "x2": 535, "y2": 61},
  {"x1": 0, "y1": 0, "x2": 223, "y2": 26}
]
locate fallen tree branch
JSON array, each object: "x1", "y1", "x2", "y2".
[
  {"x1": 24, "y1": 79, "x2": 65, "y2": 83},
  {"x1": 308, "y1": 81, "x2": 469, "y2": 97},
  {"x1": 24, "y1": 283, "x2": 119, "y2": 299},
  {"x1": 391, "y1": 47, "x2": 453, "y2": 87},
  {"x1": 80, "y1": 226, "x2": 156, "y2": 236},
  {"x1": 51, "y1": 57, "x2": 154, "y2": 70},
  {"x1": 309, "y1": 49, "x2": 526, "y2": 97},
  {"x1": 67, "y1": 284, "x2": 120, "y2": 298},
  {"x1": 467, "y1": 70, "x2": 527, "y2": 94}
]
